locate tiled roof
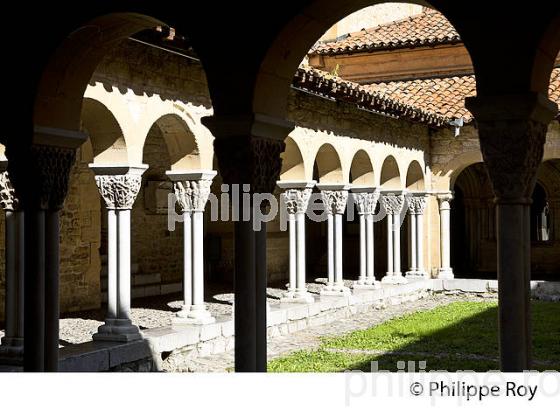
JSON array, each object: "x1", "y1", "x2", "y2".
[
  {"x1": 294, "y1": 67, "x2": 560, "y2": 126},
  {"x1": 292, "y1": 67, "x2": 450, "y2": 127},
  {"x1": 363, "y1": 69, "x2": 560, "y2": 123},
  {"x1": 311, "y1": 9, "x2": 460, "y2": 56},
  {"x1": 364, "y1": 76, "x2": 476, "y2": 122}
]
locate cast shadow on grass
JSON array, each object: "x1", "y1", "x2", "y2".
[{"x1": 269, "y1": 301, "x2": 560, "y2": 372}]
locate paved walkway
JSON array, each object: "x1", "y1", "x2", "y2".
[{"x1": 171, "y1": 292, "x2": 495, "y2": 372}]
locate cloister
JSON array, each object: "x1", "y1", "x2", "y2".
[{"x1": 1, "y1": 1, "x2": 560, "y2": 373}]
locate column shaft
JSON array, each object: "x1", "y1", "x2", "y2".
[
  {"x1": 358, "y1": 214, "x2": 366, "y2": 284},
  {"x1": 295, "y1": 212, "x2": 307, "y2": 292},
  {"x1": 107, "y1": 209, "x2": 118, "y2": 319},
  {"x1": 416, "y1": 213, "x2": 425, "y2": 274},
  {"x1": 255, "y1": 218, "x2": 267, "y2": 372},
  {"x1": 386, "y1": 214, "x2": 393, "y2": 275},
  {"x1": 191, "y1": 211, "x2": 204, "y2": 307},
  {"x1": 288, "y1": 213, "x2": 296, "y2": 292},
  {"x1": 117, "y1": 209, "x2": 131, "y2": 320},
  {"x1": 326, "y1": 213, "x2": 334, "y2": 288},
  {"x1": 366, "y1": 214, "x2": 374, "y2": 284},
  {"x1": 334, "y1": 213, "x2": 343, "y2": 286},
  {"x1": 393, "y1": 215, "x2": 401, "y2": 275},
  {"x1": 183, "y1": 212, "x2": 192, "y2": 309},
  {"x1": 408, "y1": 213, "x2": 417, "y2": 272},
  {"x1": 44, "y1": 211, "x2": 60, "y2": 371}
]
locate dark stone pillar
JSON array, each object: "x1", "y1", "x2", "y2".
[
  {"x1": 8, "y1": 131, "x2": 82, "y2": 372},
  {"x1": 466, "y1": 93, "x2": 558, "y2": 371},
  {"x1": 203, "y1": 115, "x2": 291, "y2": 372}
]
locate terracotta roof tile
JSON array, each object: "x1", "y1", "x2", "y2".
[
  {"x1": 311, "y1": 9, "x2": 460, "y2": 56},
  {"x1": 293, "y1": 68, "x2": 560, "y2": 126},
  {"x1": 292, "y1": 67, "x2": 450, "y2": 127}
]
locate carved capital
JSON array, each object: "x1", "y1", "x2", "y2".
[
  {"x1": 352, "y1": 191, "x2": 379, "y2": 215},
  {"x1": 466, "y1": 93, "x2": 558, "y2": 202},
  {"x1": 173, "y1": 179, "x2": 213, "y2": 213},
  {"x1": 95, "y1": 174, "x2": 142, "y2": 210},
  {"x1": 282, "y1": 188, "x2": 312, "y2": 214},
  {"x1": 321, "y1": 190, "x2": 348, "y2": 214},
  {"x1": 380, "y1": 193, "x2": 404, "y2": 215},
  {"x1": 407, "y1": 195, "x2": 427, "y2": 215},
  {"x1": 0, "y1": 170, "x2": 18, "y2": 211},
  {"x1": 213, "y1": 135, "x2": 286, "y2": 195},
  {"x1": 437, "y1": 192, "x2": 453, "y2": 211}
]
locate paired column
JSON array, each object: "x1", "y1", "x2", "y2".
[
  {"x1": 279, "y1": 181, "x2": 315, "y2": 304},
  {"x1": 318, "y1": 184, "x2": 351, "y2": 296},
  {"x1": 0, "y1": 166, "x2": 24, "y2": 365},
  {"x1": 380, "y1": 192, "x2": 407, "y2": 284},
  {"x1": 351, "y1": 188, "x2": 380, "y2": 289},
  {"x1": 168, "y1": 170, "x2": 216, "y2": 324},
  {"x1": 405, "y1": 194, "x2": 428, "y2": 278},
  {"x1": 466, "y1": 92, "x2": 557, "y2": 371},
  {"x1": 90, "y1": 165, "x2": 147, "y2": 342},
  {"x1": 437, "y1": 192, "x2": 454, "y2": 279}
]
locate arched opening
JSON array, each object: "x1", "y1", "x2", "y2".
[
  {"x1": 81, "y1": 98, "x2": 128, "y2": 164},
  {"x1": 314, "y1": 143, "x2": 343, "y2": 183},
  {"x1": 350, "y1": 149, "x2": 375, "y2": 186},
  {"x1": 380, "y1": 155, "x2": 401, "y2": 189},
  {"x1": 451, "y1": 160, "x2": 560, "y2": 279},
  {"x1": 280, "y1": 136, "x2": 306, "y2": 181},
  {"x1": 149, "y1": 114, "x2": 201, "y2": 170},
  {"x1": 405, "y1": 160, "x2": 425, "y2": 191}
]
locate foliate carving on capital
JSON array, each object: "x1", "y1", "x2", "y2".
[
  {"x1": 380, "y1": 194, "x2": 404, "y2": 215},
  {"x1": 0, "y1": 171, "x2": 18, "y2": 211},
  {"x1": 173, "y1": 179, "x2": 213, "y2": 213},
  {"x1": 321, "y1": 190, "x2": 348, "y2": 214},
  {"x1": 214, "y1": 136, "x2": 285, "y2": 194},
  {"x1": 477, "y1": 119, "x2": 548, "y2": 200},
  {"x1": 95, "y1": 174, "x2": 142, "y2": 210},
  {"x1": 406, "y1": 196, "x2": 427, "y2": 215},
  {"x1": 352, "y1": 191, "x2": 379, "y2": 215},
  {"x1": 283, "y1": 188, "x2": 312, "y2": 214}
]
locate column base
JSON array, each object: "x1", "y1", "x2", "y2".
[
  {"x1": 92, "y1": 318, "x2": 142, "y2": 342},
  {"x1": 353, "y1": 281, "x2": 381, "y2": 290},
  {"x1": 280, "y1": 290, "x2": 315, "y2": 304},
  {"x1": 381, "y1": 274, "x2": 408, "y2": 285},
  {"x1": 405, "y1": 270, "x2": 429, "y2": 279},
  {"x1": 320, "y1": 284, "x2": 351, "y2": 296},
  {"x1": 0, "y1": 338, "x2": 24, "y2": 365},
  {"x1": 173, "y1": 305, "x2": 216, "y2": 325},
  {"x1": 438, "y1": 268, "x2": 454, "y2": 279}
]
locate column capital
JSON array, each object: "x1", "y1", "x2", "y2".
[
  {"x1": 406, "y1": 194, "x2": 427, "y2": 215},
  {"x1": 437, "y1": 192, "x2": 453, "y2": 210},
  {"x1": 89, "y1": 164, "x2": 148, "y2": 210},
  {"x1": 0, "y1": 169, "x2": 19, "y2": 211},
  {"x1": 279, "y1": 183, "x2": 314, "y2": 215},
  {"x1": 466, "y1": 93, "x2": 558, "y2": 203},
  {"x1": 167, "y1": 170, "x2": 216, "y2": 213},
  {"x1": 351, "y1": 189, "x2": 380, "y2": 215},
  {"x1": 317, "y1": 184, "x2": 349, "y2": 215},
  {"x1": 380, "y1": 191, "x2": 405, "y2": 215}
]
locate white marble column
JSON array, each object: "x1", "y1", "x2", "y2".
[
  {"x1": 0, "y1": 167, "x2": 24, "y2": 364},
  {"x1": 438, "y1": 192, "x2": 454, "y2": 279},
  {"x1": 380, "y1": 192, "x2": 407, "y2": 284},
  {"x1": 319, "y1": 184, "x2": 351, "y2": 296},
  {"x1": 278, "y1": 181, "x2": 315, "y2": 304},
  {"x1": 168, "y1": 170, "x2": 217, "y2": 325},
  {"x1": 352, "y1": 188, "x2": 380, "y2": 289},
  {"x1": 406, "y1": 194, "x2": 428, "y2": 278},
  {"x1": 90, "y1": 165, "x2": 147, "y2": 342}
]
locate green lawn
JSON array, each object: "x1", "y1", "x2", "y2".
[{"x1": 268, "y1": 301, "x2": 560, "y2": 372}]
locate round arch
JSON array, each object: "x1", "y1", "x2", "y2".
[
  {"x1": 379, "y1": 155, "x2": 401, "y2": 189},
  {"x1": 145, "y1": 113, "x2": 202, "y2": 170},
  {"x1": 81, "y1": 97, "x2": 128, "y2": 164},
  {"x1": 251, "y1": 2, "x2": 473, "y2": 120},
  {"x1": 280, "y1": 136, "x2": 307, "y2": 180},
  {"x1": 349, "y1": 149, "x2": 374, "y2": 186},
  {"x1": 405, "y1": 160, "x2": 425, "y2": 191},
  {"x1": 314, "y1": 143, "x2": 343, "y2": 183}
]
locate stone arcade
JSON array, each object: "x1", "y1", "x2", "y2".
[{"x1": 0, "y1": 2, "x2": 560, "y2": 372}]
